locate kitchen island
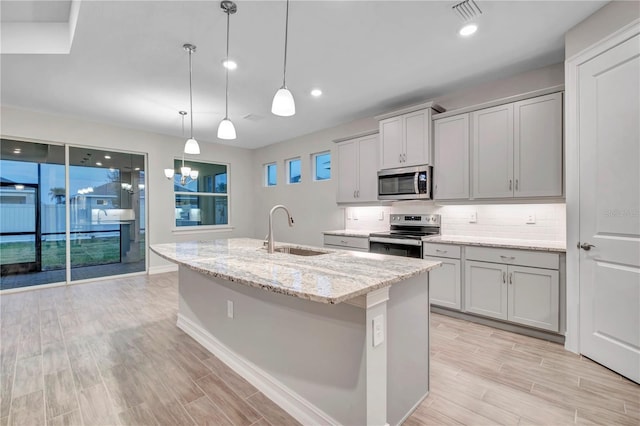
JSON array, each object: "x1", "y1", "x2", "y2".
[{"x1": 151, "y1": 238, "x2": 441, "y2": 426}]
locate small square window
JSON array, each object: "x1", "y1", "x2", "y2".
[
  {"x1": 265, "y1": 163, "x2": 277, "y2": 187},
  {"x1": 313, "y1": 151, "x2": 331, "y2": 181},
  {"x1": 287, "y1": 158, "x2": 301, "y2": 184}
]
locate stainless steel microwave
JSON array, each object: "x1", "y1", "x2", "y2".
[{"x1": 378, "y1": 165, "x2": 432, "y2": 200}]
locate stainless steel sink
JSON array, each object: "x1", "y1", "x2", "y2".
[{"x1": 273, "y1": 246, "x2": 329, "y2": 256}]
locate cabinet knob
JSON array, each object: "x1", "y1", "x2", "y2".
[
  {"x1": 515, "y1": 179, "x2": 519, "y2": 191},
  {"x1": 509, "y1": 179, "x2": 512, "y2": 190}
]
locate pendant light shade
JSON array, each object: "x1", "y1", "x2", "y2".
[
  {"x1": 184, "y1": 138, "x2": 200, "y2": 154},
  {"x1": 183, "y1": 44, "x2": 200, "y2": 154},
  {"x1": 272, "y1": 0, "x2": 295, "y2": 117},
  {"x1": 217, "y1": 118, "x2": 237, "y2": 140},
  {"x1": 271, "y1": 87, "x2": 295, "y2": 117},
  {"x1": 219, "y1": 1, "x2": 237, "y2": 140},
  {"x1": 164, "y1": 168, "x2": 175, "y2": 179}
]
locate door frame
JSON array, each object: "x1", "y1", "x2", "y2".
[{"x1": 564, "y1": 19, "x2": 640, "y2": 354}]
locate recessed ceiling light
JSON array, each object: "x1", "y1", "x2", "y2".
[
  {"x1": 310, "y1": 89, "x2": 322, "y2": 97},
  {"x1": 13, "y1": 149, "x2": 21, "y2": 154},
  {"x1": 104, "y1": 155, "x2": 111, "y2": 159},
  {"x1": 222, "y1": 60, "x2": 237, "y2": 70},
  {"x1": 96, "y1": 162, "x2": 102, "y2": 166},
  {"x1": 459, "y1": 23, "x2": 478, "y2": 37}
]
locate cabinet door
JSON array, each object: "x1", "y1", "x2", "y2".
[
  {"x1": 404, "y1": 109, "x2": 430, "y2": 166},
  {"x1": 336, "y1": 140, "x2": 357, "y2": 203},
  {"x1": 514, "y1": 93, "x2": 563, "y2": 197},
  {"x1": 508, "y1": 266, "x2": 559, "y2": 332},
  {"x1": 464, "y1": 260, "x2": 508, "y2": 320},
  {"x1": 357, "y1": 135, "x2": 379, "y2": 202},
  {"x1": 379, "y1": 116, "x2": 403, "y2": 169},
  {"x1": 434, "y1": 114, "x2": 470, "y2": 199},
  {"x1": 472, "y1": 104, "x2": 514, "y2": 198},
  {"x1": 425, "y1": 257, "x2": 461, "y2": 310}
]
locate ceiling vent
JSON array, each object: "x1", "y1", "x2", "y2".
[{"x1": 452, "y1": 0, "x2": 482, "y2": 22}]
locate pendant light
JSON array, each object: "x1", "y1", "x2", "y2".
[
  {"x1": 183, "y1": 43, "x2": 200, "y2": 154},
  {"x1": 218, "y1": 1, "x2": 237, "y2": 140},
  {"x1": 271, "y1": 0, "x2": 295, "y2": 117}
]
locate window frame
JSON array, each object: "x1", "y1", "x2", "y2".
[
  {"x1": 312, "y1": 151, "x2": 331, "y2": 182},
  {"x1": 265, "y1": 162, "x2": 277, "y2": 187},
  {"x1": 172, "y1": 158, "x2": 232, "y2": 231},
  {"x1": 286, "y1": 157, "x2": 302, "y2": 185}
]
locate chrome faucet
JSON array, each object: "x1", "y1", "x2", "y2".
[
  {"x1": 267, "y1": 205, "x2": 294, "y2": 253},
  {"x1": 97, "y1": 209, "x2": 108, "y2": 224}
]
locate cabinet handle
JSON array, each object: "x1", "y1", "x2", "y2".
[
  {"x1": 353, "y1": 190, "x2": 356, "y2": 198},
  {"x1": 399, "y1": 154, "x2": 402, "y2": 163},
  {"x1": 509, "y1": 179, "x2": 512, "y2": 190},
  {"x1": 403, "y1": 153, "x2": 407, "y2": 162},
  {"x1": 502, "y1": 272, "x2": 506, "y2": 283},
  {"x1": 509, "y1": 273, "x2": 513, "y2": 285},
  {"x1": 515, "y1": 179, "x2": 519, "y2": 191},
  {"x1": 435, "y1": 249, "x2": 448, "y2": 254},
  {"x1": 356, "y1": 190, "x2": 360, "y2": 198},
  {"x1": 500, "y1": 255, "x2": 516, "y2": 261}
]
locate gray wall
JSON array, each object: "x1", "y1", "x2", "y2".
[
  {"x1": 565, "y1": 1, "x2": 640, "y2": 58},
  {"x1": 251, "y1": 62, "x2": 565, "y2": 246},
  {"x1": 0, "y1": 106, "x2": 255, "y2": 271}
]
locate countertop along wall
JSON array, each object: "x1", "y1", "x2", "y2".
[
  {"x1": 0, "y1": 106, "x2": 255, "y2": 273},
  {"x1": 252, "y1": 62, "x2": 565, "y2": 246}
]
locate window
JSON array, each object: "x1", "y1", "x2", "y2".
[
  {"x1": 265, "y1": 163, "x2": 277, "y2": 187},
  {"x1": 313, "y1": 151, "x2": 331, "y2": 181},
  {"x1": 287, "y1": 158, "x2": 301, "y2": 184},
  {"x1": 173, "y1": 159, "x2": 229, "y2": 227}
]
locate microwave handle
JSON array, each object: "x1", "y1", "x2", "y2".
[{"x1": 414, "y1": 173, "x2": 419, "y2": 195}]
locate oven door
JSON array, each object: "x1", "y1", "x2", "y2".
[{"x1": 369, "y1": 237, "x2": 423, "y2": 258}]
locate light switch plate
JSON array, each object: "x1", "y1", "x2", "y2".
[
  {"x1": 469, "y1": 211, "x2": 477, "y2": 223},
  {"x1": 373, "y1": 314, "x2": 384, "y2": 347},
  {"x1": 378, "y1": 211, "x2": 384, "y2": 221},
  {"x1": 227, "y1": 300, "x2": 234, "y2": 319},
  {"x1": 526, "y1": 213, "x2": 536, "y2": 224}
]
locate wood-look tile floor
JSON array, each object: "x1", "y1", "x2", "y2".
[{"x1": 0, "y1": 272, "x2": 638, "y2": 426}]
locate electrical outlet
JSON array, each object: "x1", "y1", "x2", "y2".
[
  {"x1": 352, "y1": 209, "x2": 359, "y2": 220},
  {"x1": 227, "y1": 300, "x2": 234, "y2": 319},
  {"x1": 347, "y1": 209, "x2": 352, "y2": 220},
  {"x1": 469, "y1": 211, "x2": 477, "y2": 223},
  {"x1": 378, "y1": 211, "x2": 384, "y2": 221},
  {"x1": 372, "y1": 315, "x2": 384, "y2": 347},
  {"x1": 526, "y1": 213, "x2": 536, "y2": 224}
]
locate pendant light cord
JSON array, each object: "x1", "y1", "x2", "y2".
[
  {"x1": 282, "y1": 0, "x2": 289, "y2": 88},
  {"x1": 225, "y1": 8, "x2": 230, "y2": 119},
  {"x1": 188, "y1": 48, "x2": 194, "y2": 139}
]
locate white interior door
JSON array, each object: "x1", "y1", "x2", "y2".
[{"x1": 578, "y1": 33, "x2": 640, "y2": 383}]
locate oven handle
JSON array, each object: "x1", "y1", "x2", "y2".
[
  {"x1": 414, "y1": 172, "x2": 419, "y2": 195},
  {"x1": 369, "y1": 237, "x2": 423, "y2": 246}
]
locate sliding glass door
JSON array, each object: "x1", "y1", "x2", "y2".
[{"x1": 0, "y1": 139, "x2": 146, "y2": 290}]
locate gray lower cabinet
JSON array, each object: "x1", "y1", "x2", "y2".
[
  {"x1": 323, "y1": 234, "x2": 369, "y2": 252},
  {"x1": 464, "y1": 248, "x2": 560, "y2": 332},
  {"x1": 424, "y1": 243, "x2": 462, "y2": 310}
]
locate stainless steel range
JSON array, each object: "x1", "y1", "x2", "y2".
[{"x1": 369, "y1": 214, "x2": 441, "y2": 258}]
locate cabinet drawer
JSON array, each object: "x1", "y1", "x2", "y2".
[
  {"x1": 423, "y1": 243, "x2": 461, "y2": 259},
  {"x1": 324, "y1": 234, "x2": 369, "y2": 250},
  {"x1": 465, "y1": 246, "x2": 559, "y2": 270}
]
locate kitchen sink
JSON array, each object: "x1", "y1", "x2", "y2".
[{"x1": 273, "y1": 246, "x2": 329, "y2": 256}]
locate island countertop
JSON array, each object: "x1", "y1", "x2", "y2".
[{"x1": 151, "y1": 238, "x2": 441, "y2": 304}]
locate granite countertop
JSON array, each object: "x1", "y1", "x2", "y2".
[
  {"x1": 422, "y1": 235, "x2": 566, "y2": 253},
  {"x1": 322, "y1": 229, "x2": 378, "y2": 238},
  {"x1": 151, "y1": 238, "x2": 440, "y2": 304}
]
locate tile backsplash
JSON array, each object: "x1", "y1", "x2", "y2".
[{"x1": 347, "y1": 203, "x2": 566, "y2": 242}]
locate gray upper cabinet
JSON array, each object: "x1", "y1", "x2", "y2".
[
  {"x1": 433, "y1": 114, "x2": 470, "y2": 200},
  {"x1": 378, "y1": 103, "x2": 442, "y2": 170},
  {"x1": 336, "y1": 134, "x2": 379, "y2": 203},
  {"x1": 514, "y1": 93, "x2": 563, "y2": 197},
  {"x1": 471, "y1": 92, "x2": 563, "y2": 199}
]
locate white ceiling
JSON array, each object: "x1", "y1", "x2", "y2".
[{"x1": 1, "y1": 1, "x2": 606, "y2": 150}]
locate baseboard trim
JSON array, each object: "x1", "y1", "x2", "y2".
[
  {"x1": 431, "y1": 306, "x2": 565, "y2": 344},
  {"x1": 394, "y1": 390, "x2": 429, "y2": 426},
  {"x1": 176, "y1": 314, "x2": 341, "y2": 426},
  {"x1": 148, "y1": 264, "x2": 178, "y2": 275}
]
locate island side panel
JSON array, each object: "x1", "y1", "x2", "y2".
[
  {"x1": 177, "y1": 266, "x2": 367, "y2": 425},
  {"x1": 387, "y1": 273, "x2": 430, "y2": 426}
]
